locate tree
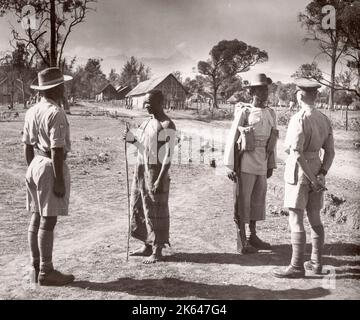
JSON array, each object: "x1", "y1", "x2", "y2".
[
  {"x1": 293, "y1": 62, "x2": 360, "y2": 99},
  {"x1": 0, "y1": 0, "x2": 97, "y2": 69},
  {"x1": 197, "y1": 39, "x2": 268, "y2": 109},
  {"x1": 220, "y1": 75, "x2": 243, "y2": 99},
  {"x1": 268, "y1": 82, "x2": 279, "y2": 107},
  {"x1": 108, "y1": 68, "x2": 121, "y2": 86},
  {"x1": 339, "y1": 1, "x2": 360, "y2": 92},
  {"x1": 183, "y1": 75, "x2": 206, "y2": 96},
  {"x1": 172, "y1": 70, "x2": 182, "y2": 83},
  {"x1": 298, "y1": 0, "x2": 358, "y2": 110},
  {"x1": 277, "y1": 83, "x2": 298, "y2": 105},
  {"x1": 120, "y1": 56, "x2": 151, "y2": 89},
  {"x1": 0, "y1": 42, "x2": 36, "y2": 108}
]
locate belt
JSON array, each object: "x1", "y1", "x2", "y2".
[
  {"x1": 254, "y1": 140, "x2": 268, "y2": 147},
  {"x1": 35, "y1": 149, "x2": 51, "y2": 158},
  {"x1": 303, "y1": 151, "x2": 319, "y2": 160},
  {"x1": 35, "y1": 149, "x2": 67, "y2": 160}
]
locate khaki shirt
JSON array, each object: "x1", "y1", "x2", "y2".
[
  {"x1": 22, "y1": 97, "x2": 71, "y2": 153},
  {"x1": 284, "y1": 105, "x2": 335, "y2": 185},
  {"x1": 237, "y1": 106, "x2": 277, "y2": 175}
]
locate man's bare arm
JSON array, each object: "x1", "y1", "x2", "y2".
[
  {"x1": 51, "y1": 147, "x2": 65, "y2": 197},
  {"x1": 293, "y1": 150, "x2": 325, "y2": 191},
  {"x1": 24, "y1": 144, "x2": 34, "y2": 166}
]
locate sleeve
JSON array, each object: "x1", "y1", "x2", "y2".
[
  {"x1": 22, "y1": 109, "x2": 38, "y2": 145},
  {"x1": 285, "y1": 115, "x2": 305, "y2": 153},
  {"x1": 49, "y1": 110, "x2": 67, "y2": 149},
  {"x1": 321, "y1": 123, "x2": 335, "y2": 172}
]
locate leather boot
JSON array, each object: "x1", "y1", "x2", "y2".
[{"x1": 38, "y1": 270, "x2": 75, "y2": 286}]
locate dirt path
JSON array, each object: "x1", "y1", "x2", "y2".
[{"x1": 0, "y1": 110, "x2": 359, "y2": 300}]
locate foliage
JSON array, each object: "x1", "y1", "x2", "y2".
[
  {"x1": 119, "y1": 56, "x2": 151, "y2": 89},
  {"x1": 0, "y1": 42, "x2": 36, "y2": 107},
  {"x1": 297, "y1": 0, "x2": 360, "y2": 106},
  {"x1": 0, "y1": 0, "x2": 97, "y2": 68},
  {"x1": 108, "y1": 68, "x2": 121, "y2": 87},
  {"x1": 197, "y1": 39, "x2": 268, "y2": 109},
  {"x1": 183, "y1": 75, "x2": 206, "y2": 96}
]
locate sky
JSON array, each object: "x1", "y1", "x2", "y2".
[{"x1": 0, "y1": 0, "x2": 328, "y2": 83}]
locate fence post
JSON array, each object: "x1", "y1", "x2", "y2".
[{"x1": 345, "y1": 105, "x2": 348, "y2": 131}]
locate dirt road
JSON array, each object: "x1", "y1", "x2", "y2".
[{"x1": 0, "y1": 106, "x2": 359, "y2": 300}]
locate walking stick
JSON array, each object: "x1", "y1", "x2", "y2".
[{"x1": 124, "y1": 122, "x2": 131, "y2": 262}]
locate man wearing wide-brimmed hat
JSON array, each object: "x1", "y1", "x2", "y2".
[
  {"x1": 273, "y1": 78, "x2": 335, "y2": 278},
  {"x1": 224, "y1": 73, "x2": 278, "y2": 254},
  {"x1": 22, "y1": 67, "x2": 75, "y2": 286}
]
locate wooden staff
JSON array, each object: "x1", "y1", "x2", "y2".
[{"x1": 124, "y1": 122, "x2": 131, "y2": 262}]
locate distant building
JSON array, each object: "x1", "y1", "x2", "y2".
[
  {"x1": 126, "y1": 73, "x2": 188, "y2": 109},
  {"x1": 95, "y1": 83, "x2": 118, "y2": 102},
  {"x1": 116, "y1": 85, "x2": 131, "y2": 100},
  {"x1": 0, "y1": 77, "x2": 30, "y2": 105}
]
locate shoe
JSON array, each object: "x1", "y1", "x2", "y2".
[
  {"x1": 248, "y1": 234, "x2": 272, "y2": 250},
  {"x1": 237, "y1": 241, "x2": 258, "y2": 255},
  {"x1": 272, "y1": 265, "x2": 305, "y2": 279},
  {"x1": 304, "y1": 260, "x2": 322, "y2": 275},
  {"x1": 38, "y1": 269, "x2": 75, "y2": 286}
]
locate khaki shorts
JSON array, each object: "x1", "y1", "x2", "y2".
[
  {"x1": 234, "y1": 172, "x2": 267, "y2": 224},
  {"x1": 284, "y1": 182, "x2": 323, "y2": 211},
  {"x1": 26, "y1": 155, "x2": 70, "y2": 216}
]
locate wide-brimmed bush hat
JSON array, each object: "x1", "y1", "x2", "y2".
[
  {"x1": 30, "y1": 67, "x2": 72, "y2": 90},
  {"x1": 244, "y1": 73, "x2": 272, "y2": 88}
]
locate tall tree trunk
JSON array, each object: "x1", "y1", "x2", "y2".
[
  {"x1": 213, "y1": 86, "x2": 218, "y2": 109},
  {"x1": 21, "y1": 78, "x2": 26, "y2": 109},
  {"x1": 329, "y1": 50, "x2": 336, "y2": 111},
  {"x1": 328, "y1": 32, "x2": 339, "y2": 112},
  {"x1": 50, "y1": 0, "x2": 57, "y2": 67}
]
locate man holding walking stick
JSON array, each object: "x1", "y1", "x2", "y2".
[{"x1": 123, "y1": 90, "x2": 176, "y2": 264}]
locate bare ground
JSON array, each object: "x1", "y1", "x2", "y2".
[{"x1": 0, "y1": 103, "x2": 359, "y2": 300}]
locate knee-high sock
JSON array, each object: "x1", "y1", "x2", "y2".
[
  {"x1": 248, "y1": 220, "x2": 256, "y2": 238},
  {"x1": 38, "y1": 229, "x2": 54, "y2": 273},
  {"x1": 310, "y1": 225, "x2": 324, "y2": 264},
  {"x1": 290, "y1": 231, "x2": 306, "y2": 269},
  {"x1": 28, "y1": 213, "x2": 40, "y2": 268}
]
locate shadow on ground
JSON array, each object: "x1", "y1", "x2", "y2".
[
  {"x1": 163, "y1": 243, "x2": 360, "y2": 267},
  {"x1": 70, "y1": 277, "x2": 331, "y2": 300}
]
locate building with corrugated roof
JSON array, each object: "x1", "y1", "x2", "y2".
[{"x1": 126, "y1": 73, "x2": 187, "y2": 109}]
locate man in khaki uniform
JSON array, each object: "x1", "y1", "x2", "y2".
[
  {"x1": 23, "y1": 68, "x2": 75, "y2": 286},
  {"x1": 224, "y1": 73, "x2": 278, "y2": 254},
  {"x1": 273, "y1": 79, "x2": 335, "y2": 278}
]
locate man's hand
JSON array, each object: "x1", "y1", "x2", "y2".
[
  {"x1": 267, "y1": 168, "x2": 273, "y2": 179},
  {"x1": 311, "y1": 176, "x2": 327, "y2": 193},
  {"x1": 54, "y1": 178, "x2": 66, "y2": 197},
  {"x1": 152, "y1": 179, "x2": 160, "y2": 194},
  {"x1": 316, "y1": 173, "x2": 325, "y2": 186},
  {"x1": 227, "y1": 170, "x2": 237, "y2": 182},
  {"x1": 123, "y1": 124, "x2": 135, "y2": 143}
]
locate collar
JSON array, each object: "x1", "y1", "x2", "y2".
[
  {"x1": 41, "y1": 97, "x2": 61, "y2": 108},
  {"x1": 300, "y1": 103, "x2": 315, "y2": 110}
]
